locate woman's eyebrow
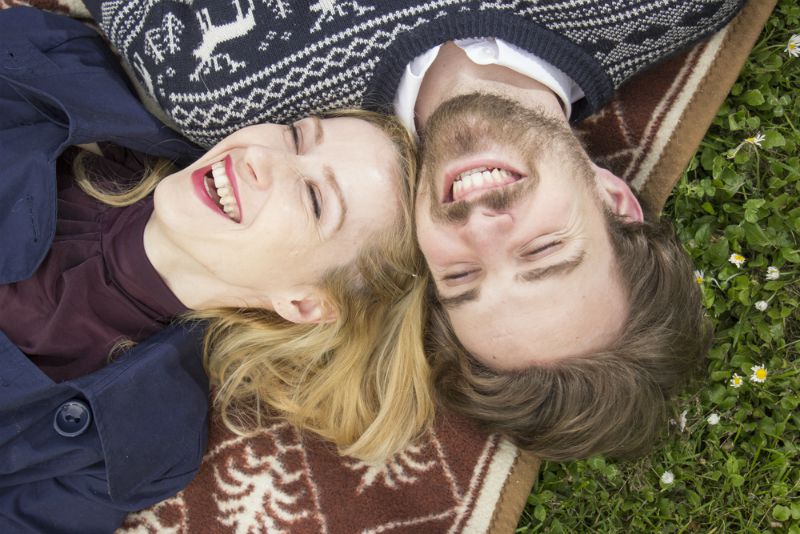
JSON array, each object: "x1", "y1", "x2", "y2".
[{"x1": 324, "y1": 165, "x2": 347, "y2": 233}]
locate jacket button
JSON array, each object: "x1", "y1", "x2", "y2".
[{"x1": 53, "y1": 400, "x2": 92, "y2": 437}]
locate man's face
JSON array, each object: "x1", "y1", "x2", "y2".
[{"x1": 415, "y1": 93, "x2": 632, "y2": 370}]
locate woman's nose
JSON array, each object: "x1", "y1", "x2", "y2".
[{"x1": 247, "y1": 149, "x2": 293, "y2": 189}]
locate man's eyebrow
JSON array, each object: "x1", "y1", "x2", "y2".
[
  {"x1": 324, "y1": 165, "x2": 346, "y2": 233},
  {"x1": 515, "y1": 250, "x2": 587, "y2": 282},
  {"x1": 439, "y1": 287, "x2": 480, "y2": 310},
  {"x1": 311, "y1": 116, "x2": 324, "y2": 144}
]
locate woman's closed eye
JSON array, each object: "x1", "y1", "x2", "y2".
[{"x1": 306, "y1": 181, "x2": 322, "y2": 220}]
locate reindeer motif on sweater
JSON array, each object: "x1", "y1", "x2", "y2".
[{"x1": 190, "y1": 0, "x2": 256, "y2": 81}]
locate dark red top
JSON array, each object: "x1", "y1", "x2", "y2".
[{"x1": 0, "y1": 147, "x2": 188, "y2": 383}]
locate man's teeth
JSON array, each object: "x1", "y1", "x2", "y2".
[
  {"x1": 209, "y1": 161, "x2": 240, "y2": 221},
  {"x1": 452, "y1": 167, "x2": 517, "y2": 199}
]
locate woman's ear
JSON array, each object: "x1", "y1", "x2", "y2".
[
  {"x1": 272, "y1": 289, "x2": 337, "y2": 324},
  {"x1": 592, "y1": 164, "x2": 644, "y2": 223}
]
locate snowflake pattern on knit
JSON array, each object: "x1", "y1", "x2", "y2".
[
  {"x1": 263, "y1": 0, "x2": 293, "y2": 19},
  {"x1": 346, "y1": 442, "x2": 437, "y2": 495},
  {"x1": 93, "y1": 0, "x2": 743, "y2": 146}
]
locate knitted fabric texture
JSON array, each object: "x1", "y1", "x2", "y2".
[{"x1": 89, "y1": 0, "x2": 744, "y2": 147}]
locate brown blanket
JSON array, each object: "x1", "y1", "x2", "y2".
[{"x1": 0, "y1": 0, "x2": 774, "y2": 531}]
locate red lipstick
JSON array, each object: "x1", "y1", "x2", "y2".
[{"x1": 191, "y1": 155, "x2": 242, "y2": 222}]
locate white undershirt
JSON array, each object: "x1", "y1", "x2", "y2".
[{"x1": 394, "y1": 38, "x2": 584, "y2": 136}]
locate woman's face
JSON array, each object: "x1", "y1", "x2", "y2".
[{"x1": 148, "y1": 117, "x2": 401, "y2": 316}]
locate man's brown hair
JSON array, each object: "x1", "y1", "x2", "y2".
[{"x1": 427, "y1": 212, "x2": 712, "y2": 461}]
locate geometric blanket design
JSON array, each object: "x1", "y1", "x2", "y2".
[{"x1": 1, "y1": 0, "x2": 774, "y2": 531}]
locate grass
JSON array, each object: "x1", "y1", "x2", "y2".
[{"x1": 517, "y1": 2, "x2": 799, "y2": 532}]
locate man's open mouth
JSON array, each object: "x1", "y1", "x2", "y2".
[{"x1": 442, "y1": 163, "x2": 525, "y2": 203}]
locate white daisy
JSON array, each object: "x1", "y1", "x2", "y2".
[
  {"x1": 661, "y1": 471, "x2": 675, "y2": 484},
  {"x1": 744, "y1": 133, "x2": 765, "y2": 147},
  {"x1": 766, "y1": 266, "x2": 780, "y2": 280},
  {"x1": 750, "y1": 365, "x2": 767, "y2": 383},
  {"x1": 754, "y1": 300, "x2": 768, "y2": 312},
  {"x1": 728, "y1": 253, "x2": 746, "y2": 268},
  {"x1": 730, "y1": 373, "x2": 744, "y2": 388},
  {"x1": 786, "y1": 34, "x2": 800, "y2": 58},
  {"x1": 706, "y1": 413, "x2": 720, "y2": 425}
]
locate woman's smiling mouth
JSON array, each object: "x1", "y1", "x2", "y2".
[{"x1": 192, "y1": 155, "x2": 242, "y2": 223}]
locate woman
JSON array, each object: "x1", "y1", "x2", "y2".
[{"x1": 0, "y1": 8, "x2": 431, "y2": 532}]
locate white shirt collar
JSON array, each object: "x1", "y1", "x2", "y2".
[{"x1": 394, "y1": 38, "x2": 584, "y2": 136}]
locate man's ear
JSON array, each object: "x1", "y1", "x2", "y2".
[
  {"x1": 272, "y1": 289, "x2": 337, "y2": 324},
  {"x1": 593, "y1": 164, "x2": 644, "y2": 222}
]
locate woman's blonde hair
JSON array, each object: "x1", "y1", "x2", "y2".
[{"x1": 76, "y1": 110, "x2": 433, "y2": 462}]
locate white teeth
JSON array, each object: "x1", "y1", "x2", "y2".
[
  {"x1": 451, "y1": 166, "x2": 519, "y2": 201},
  {"x1": 208, "y1": 160, "x2": 239, "y2": 222},
  {"x1": 212, "y1": 165, "x2": 230, "y2": 188}
]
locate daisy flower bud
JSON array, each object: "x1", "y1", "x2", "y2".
[{"x1": 766, "y1": 266, "x2": 780, "y2": 280}]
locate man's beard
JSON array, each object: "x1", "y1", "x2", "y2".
[{"x1": 417, "y1": 92, "x2": 593, "y2": 224}]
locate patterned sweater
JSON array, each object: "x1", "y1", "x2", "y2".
[{"x1": 87, "y1": 0, "x2": 745, "y2": 147}]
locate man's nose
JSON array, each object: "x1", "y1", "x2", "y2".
[{"x1": 460, "y1": 208, "x2": 513, "y2": 247}]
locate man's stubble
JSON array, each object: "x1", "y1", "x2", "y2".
[{"x1": 417, "y1": 92, "x2": 595, "y2": 224}]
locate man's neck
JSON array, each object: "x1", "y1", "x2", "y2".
[{"x1": 414, "y1": 42, "x2": 568, "y2": 131}]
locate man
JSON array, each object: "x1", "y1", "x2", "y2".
[
  {"x1": 418, "y1": 96, "x2": 711, "y2": 460},
  {"x1": 87, "y1": 0, "x2": 741, "y2": 458},
  {"x1": 410, "y1": 58, "x2": 712, "y2": 460}
]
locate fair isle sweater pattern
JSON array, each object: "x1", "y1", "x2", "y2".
[{"x1": 92, "y1": 0, "x2": 744, "y2": 147}]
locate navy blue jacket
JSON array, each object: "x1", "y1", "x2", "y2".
[{"x1": 1, "y1": 8, "x2": 209, "y2": 533}]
